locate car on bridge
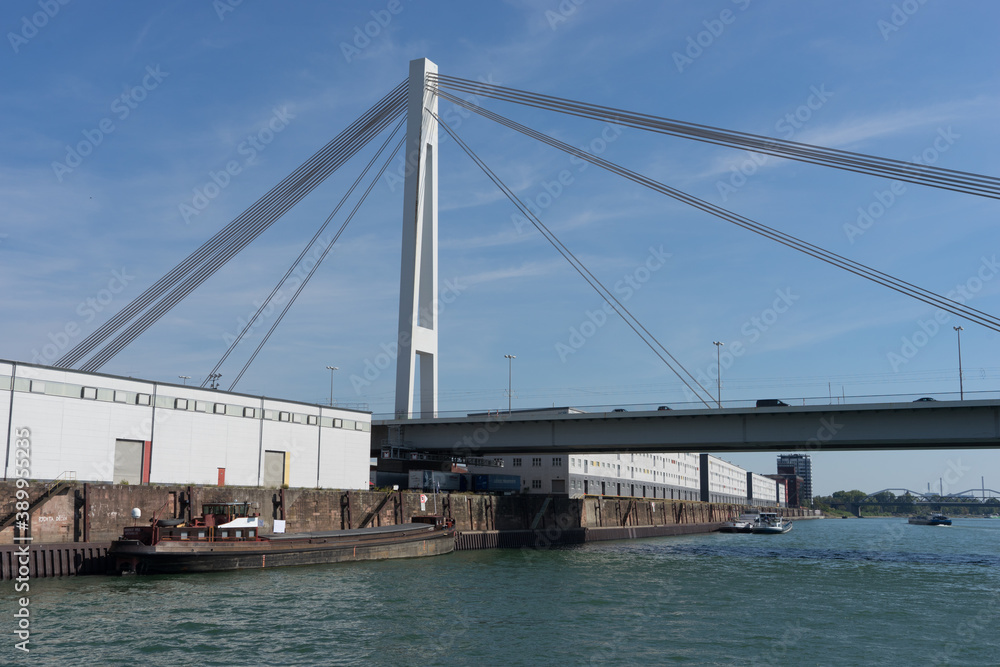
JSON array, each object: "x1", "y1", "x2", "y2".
[{"x1": 756, "y1": 399, "x2": 789, "y2": 407}]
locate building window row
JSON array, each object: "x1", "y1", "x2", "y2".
[{"x1": 4, "y1": 375, "x2": 369, "y2": 431}]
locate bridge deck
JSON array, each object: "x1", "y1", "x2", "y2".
[{"x1": 374, "y1": 399, "x2": 1000, "y2": 454}]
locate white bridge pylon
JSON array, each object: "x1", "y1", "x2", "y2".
[{"x1": 395, "y1": 58, "x2": 439, "y2": 419}]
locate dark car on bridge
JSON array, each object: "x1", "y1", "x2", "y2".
[{"x1": 756, "y1": 399, "x2": 789, "y2": 407}]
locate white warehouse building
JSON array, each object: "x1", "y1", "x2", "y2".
[
  {"x1": 1, "y1": 360, "x2": 371, "y2": 489},
  {"x1": 699, "y1": 454, "x2": 749, "y2": 504},
  {"x1": 747, "y1": 471, "x2": 779, "y2": 506},
  {"x1": 469, "y1": 451, "x2": 701, "y2": 500}
]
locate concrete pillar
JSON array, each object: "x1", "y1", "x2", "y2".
[{"x1": 395, "y1": 58, "x2": 439, "y2": 419}]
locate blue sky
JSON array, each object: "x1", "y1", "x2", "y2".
[{"x1": 2, "y1": 1, "x2": 999, "y2": 496}]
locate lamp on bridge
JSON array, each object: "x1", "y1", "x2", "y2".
[
  {"x1": 504, "y1": 354, "x2": 516, "y2": 414},
  {"x1": 326, "y1": 365, "x2": 339, "y2": 407},
  {"x1": 713, "y1": 341, "x2": 724, "y2": 409},
  {"x1": 207, "y1": 373, "x2": 222, "y2": 390},
  {"x1": 178, "y1": 375, "x2": 190, "y2": 385},
  {"x1": 953, "y1": 326, "x2": 964, "y2": 400}
]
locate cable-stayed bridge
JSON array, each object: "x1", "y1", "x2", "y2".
[{"x1": 43, "y1": 58, "x2": 1000, "y2": 454}]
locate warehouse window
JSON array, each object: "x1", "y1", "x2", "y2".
[
  {"x1": 81, "y1": 386, "x2": 97, "y2": 400},
  {"x1": 29, "y1": 381, "x2": 45, "y2": 394},
  {"x1": 136, "y1": 393, "x2": 151, "y2": 406},
  {"x1": 113, "y1": 390, "x2": 129, "y2": 403},
  {"x1": 243, "y1": 407, "x2": 256, "y2": 418},
  {"x1": 531, "y1": 480, "x2": 542, "y2": 489},
  {"x1": 552, "y1": 457, "x2": 562, "y2": 467},
  {"x1": 512, "y1": 458, "x2": 521, "y2": 467},
  {"x1": 278, "y1": 411, "x2": 290, "y2": 422},
  {"x1": 532, "y1": 457, "x2": 542, "y2": 467},
  {"x1": 195, "y1": 401, "x2": 209, "y2": 413},
  {"x1": 174, "y1": 398, "x2": 189, "y2": 410},
  {"x1": 214, "y1": 403, "x2": 226, "y2": 414},
  {"x1": 307, "y1": 415, "x2": 318, "y2": 426}
]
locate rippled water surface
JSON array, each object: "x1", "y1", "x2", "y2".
[{"x1": 11, "y1": 518, "x2": 1000, "y2": 665}]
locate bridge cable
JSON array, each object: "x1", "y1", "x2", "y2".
[
  {"x1": 80, "y1": 92, "x2": 405, "y2": 372},
  {"x1": 228, "y1": 131, "x2": 408, "y2": 390},
  {"x1": 59, "y1": 81, "x2": 407, "y2": 370},
  {"x1": 428, "y1": 74, "x2": 1000, "y2": 200},
  {"x1": 77, "y1": 89, "x2": 407, "y2": 372},
  {"x1": 431, "y1": 89, "x2": 1000, "y2": 335},
  {"x1": 428, "y1": 109, "x2": 716, "y2": 407},
  {"x1": 203, "y1": 117, "x2": 406, "y2": 387}
]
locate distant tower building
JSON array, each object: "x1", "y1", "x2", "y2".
[{"x1": 776, "y1": 454, "x2": 813, "y2": 506}]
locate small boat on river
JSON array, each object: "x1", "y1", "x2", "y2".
[
  {"x1": 720, "y1": 511, "x2": 758, "y2": 533},
  {"x1": 908, "y1": 513, "x2": 952, "y2": 526},
  {"x1": 751, "y1": 512, "x2": 792, "y2": 534},
  {"x1": 110, "y1": 501, "x2": 455, "y2": 575}
]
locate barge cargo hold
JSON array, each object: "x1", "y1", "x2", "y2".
[{"x1": 110, "y1": 502, "x2": 454, "y2": 575}]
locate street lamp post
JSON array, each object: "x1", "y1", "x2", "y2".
[
  {"x1": 326, "y1": 366, "x2": 339, "y2": 406},
  {"x1": 178, "y1": 375, "x2": 190, "y2": 385},
  {"x1": 504, "y1": 354, "x2": 516, "y2": 414},
  {"x1": 207, "y1": 373, "x2": 221, "y2": 390},
  {"x1": 954, "y1": 326, "x2": 964, "y2": 400},
  {"x1": 713, "y1": 341, "x2": 724, "y2": 408}
]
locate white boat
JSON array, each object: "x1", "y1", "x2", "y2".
[
  {"x1": 720, "y1": 511, "x2": 758, "y2": 533},
  {"x1": 751, "y1": 512, "x2": 792, "y2": 534}
]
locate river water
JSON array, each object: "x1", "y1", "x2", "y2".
[{"x1": 11, "y1": 517, "x2": 1000, "y2": 665}]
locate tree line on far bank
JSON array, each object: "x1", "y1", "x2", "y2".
[{"x1": 814, "y1": 489, "x2": 1000, "y2": 516}]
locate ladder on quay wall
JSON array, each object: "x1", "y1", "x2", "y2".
[
  {"x1": 0, "y1": 472, "x2": 76, "y2": 531},
  {"x1": 357, "y1": 491, "x2": 396, "y2": 529}
]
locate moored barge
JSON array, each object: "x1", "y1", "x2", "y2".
[{"x1": 110, "y1": 502, "x2": 455, "y2": 575}]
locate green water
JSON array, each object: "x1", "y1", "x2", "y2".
[{"x1": 9, "y1": 518, "x2": 1000, "y2": 665}]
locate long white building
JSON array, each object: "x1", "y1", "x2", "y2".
[
  {"x1": 699, "y1": 454, "x2": 749, "y2": 504},
  {"x1": 1, "y1": 360, "x2": 371, "y2": 489},
  {"x1": 462, "y1": 408, "x2": 701, "y2": 500},
  {"x1": 471, "y1": 451, "x2": 701, "y2": 500},
  {"x1": 748, "y1": 471, "x2": 779, "y2": 506}
]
